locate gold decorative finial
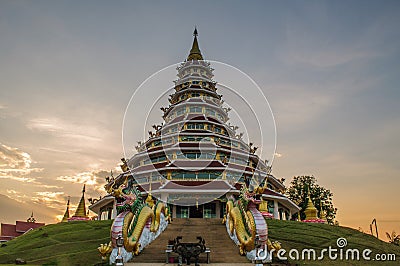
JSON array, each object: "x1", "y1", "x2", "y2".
[
  {"x1": 27, "y1": 211, "x2": 36, "y2": 223},
  {"x1": 187, "y1": 27, "x2": 203, "y2": 61}
]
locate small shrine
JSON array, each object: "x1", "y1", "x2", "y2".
[{"x1": 302, "y1": 193, "x2": 326, "y2": 223}]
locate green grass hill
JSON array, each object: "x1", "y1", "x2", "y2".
[{"x1": 0, "y1": 219, "x2": 399, "y2": 265}]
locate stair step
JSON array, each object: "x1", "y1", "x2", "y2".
[{"x1": 132, "y1": 218, "x2": 249, "y2": 263}]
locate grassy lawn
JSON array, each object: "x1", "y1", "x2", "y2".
[
  {"x1": 0, "y1": 220, "x2": 112, "y2": 266},
  {"x1": 0, "y1": 219, "x2": 399, "y2": 265},
  {"x1": 267, "y1": 219, "x2": 400, "y2": 265}
]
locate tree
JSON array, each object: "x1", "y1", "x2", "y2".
[
  {"x1": 286, "y1": 175, "x2": 337, "y2": 225},
  {"x1": 386, "y1": 231, "x2": 400, "y2": 246}
]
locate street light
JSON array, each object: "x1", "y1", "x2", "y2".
[
  {"x1": 254, "y1": 234, "x2": 263, "y2": 266},
  {"x1": 115, "y1": 235, "x2": 124, "y2": 266}
]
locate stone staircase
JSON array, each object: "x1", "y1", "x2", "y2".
[{"x1": 131, "y1": 218, "x2": 251, "y2": 264}]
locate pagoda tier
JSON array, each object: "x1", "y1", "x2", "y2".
[
  {"x1": 109, "y1": 29, "x2": 285, "y2": 196},
  {"x1": 94, "y1": 29, "x2": 300, "y2": 220}
]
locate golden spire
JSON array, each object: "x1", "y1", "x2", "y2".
[
  {"x1": 187, "y1": 27, "x2": 203, "y2": 61},
  {"x1": 61, "y1": 197, "x2": 70, "y2": 222},
  {"x1": 304, "y1": 191, "x2": 318, "y2": 220},
  {"x1": 146, "y1": 178, "x2": 154, "y2": 208},
  {"x1": 72, "y1": 185, "x2": 88, "y2": 218}
]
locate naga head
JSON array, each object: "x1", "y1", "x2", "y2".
[
  {"x1": 106, "y1": 176, "x2": 142, "y2": 214},
  {"x1": 240, "y1": 184, "x2": 266, "y2": 206}
]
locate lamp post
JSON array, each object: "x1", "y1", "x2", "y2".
[
  {"x1": 254, "y1": 234, "x2": 263, "y2": 266},
  {"x1": 115, "y1": 235, "x2": 124, "y2": 266}
]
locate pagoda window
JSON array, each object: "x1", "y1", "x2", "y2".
[
  {"x1": 153, "y1": 140, "x2": 162, "y2": 146},
  {"x1": 184, "y1": 153, "x2": 197, "y2": 159},
  {"x1": 176, "y1": 108, "x2": 185, "y2": 116},
  {"x1": 185, "y1": 173, "x2": 196, "y2": 179},
  {"x1": 199, "y1": 152, "x2": 215, "y2": 159},
  {"x1": 151, "y1": 155, "x2": 166, "y2": 163},
  {"x1": 195, "y1": 123, "x2": 205, "y2": 129},
  {"x1": 180, "y1": 136, "x2": 204, "y2": 142},
  {"x1": 214, "y1": 127, "x2": 222, "y2": 133},
  {"x1": 172, "y1": 172, "x2": 184, "y2": 179},
  {"x1": 135, "y1": 176, "x2": 148, "y2": 184},
  {"x1": 151, "y1": 174, "x2": 161, "y2": 181},
  {"x1": 132, "y1": 162, "x2": 140, "y2": 168},
  {"x1": 209, "y1": 172, "x2": 222, "y2": 179},
  {"x1": 191, "y1": 93, "x2": 200, "y2": 97},
  {"x1": 176, "y1": 152, "x2": 185, "y2": 159},
  {"x1": 162, "y1": 138, "x2": 173, "y2": 145},
  {"x1": 205, "y1": 108, "x2": 216, "y2": 116},
  {"x1": 230, "y1": 157, "x2": 248, "y2": 166},
  {"x1": 176, "y1": 206, "x2": 189, "y2": 218},
  {"x1": 267, "y1": 201, "x2": 274, "y2": 213},
  {"x1": 201, "y1": 136, "x2": 211, "y2": 142},
  {"x1": 189, "y1": 106, "x2": 202, "y2": 113},
  {"x1": 203, "y1": 203, "x2": 216, "y2": 218},
  {"x1": 197, "y1": 172, "x2": 209, "y2": 179}
]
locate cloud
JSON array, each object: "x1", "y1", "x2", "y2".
[
  {"x1": 56, "y1": 169, "x2": 108, "y2": 186},
  {"x1": 27, "y1": 117, "x2": 103, "y2": 143},
  {"x1": 0, "y1": 143, "x2": 42, "y2": 183},
  {"x1": 274, "y1": 152, "x2": 283, "y2": 158},
  {"x1": 5, "y1": 189, "x2": 30, "y2": 204},
  {"x1": 32, "y1": 191, "x2": 65, "y2": 209}
]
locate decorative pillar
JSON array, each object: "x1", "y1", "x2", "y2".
[
  {"x1": 273, "y1": 200, "x2": 279, "y2": 219},
  {"x1": 215, "y1": 201, "x2": 221, "y2": 218},
  {"x1": 172, "y1": 205, "x2": 177, "y2": 218}
]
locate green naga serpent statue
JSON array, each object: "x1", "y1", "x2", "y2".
[
  {"x1": 224, "y1": 184, "x2": 280, "y2": 258},
  {"x1": 106, "y1": 178, "x2": 171, "y2": 263}
]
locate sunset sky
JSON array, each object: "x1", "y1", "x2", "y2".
[{"x1": 1, "y1": 1, "x2": 399, "y2": 240}]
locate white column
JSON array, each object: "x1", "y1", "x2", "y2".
[
  {"x1": 160, "y1": 193, "x2": 168, "y2": 203},
  {"x1": 111, "y1": 199, "x2": 117, "y2": 219},
  {"x1": 273, "y1": 200, "x2": 279, "y2": 219},
  {"x1": 282, "y1": 211, "x2": 286, "y2": 220}
]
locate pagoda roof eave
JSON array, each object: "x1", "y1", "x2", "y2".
[
  {"x1": 261, "y1": 193, "x2": 301, "y2": 212},
  {"x1": 88, "y1": 195, "x2": 114, "y2": 213}
]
